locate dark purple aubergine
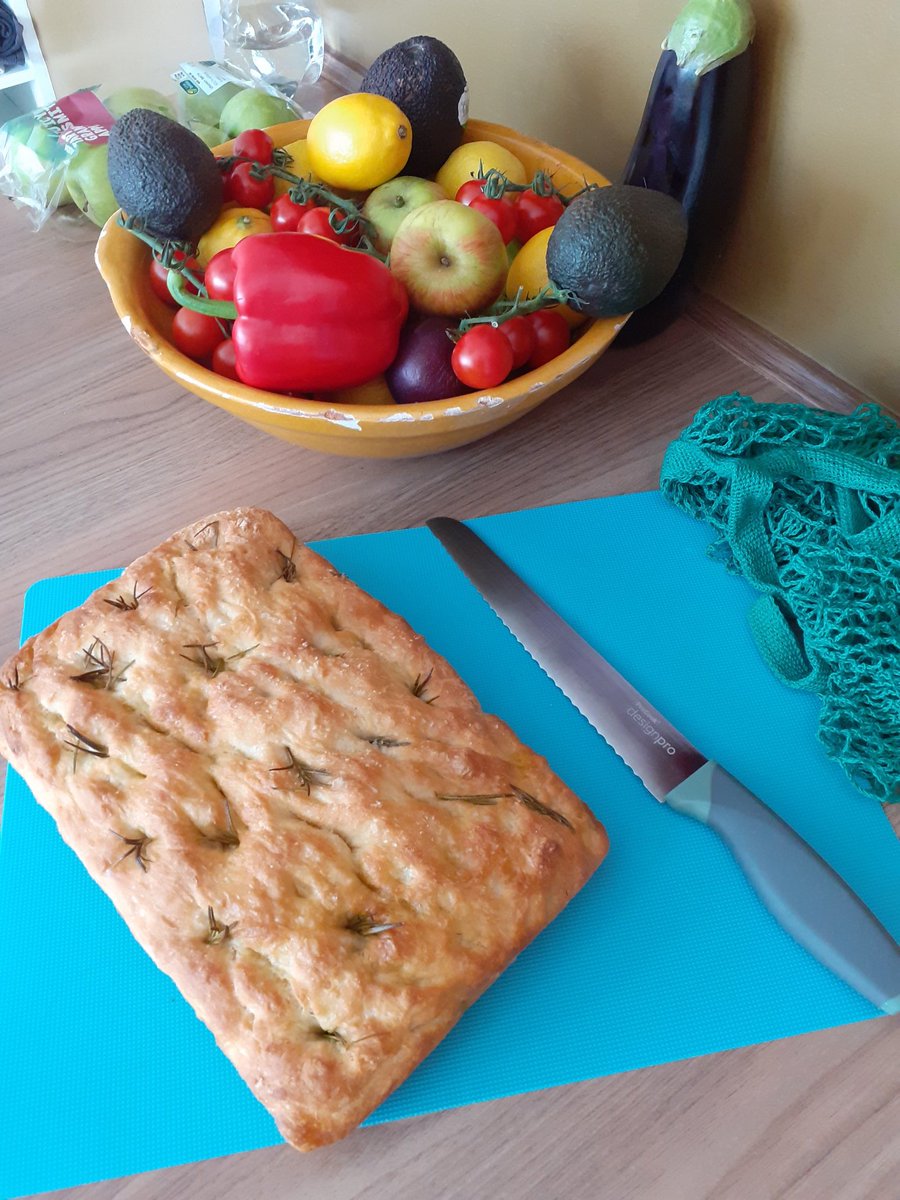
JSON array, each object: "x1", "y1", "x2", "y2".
[
  {"x1": 616, "y1": 0, "x2": 755, "y2": 344},
  {"x1": 385, "y1": 317, "x2": 468, "y2": 405}
]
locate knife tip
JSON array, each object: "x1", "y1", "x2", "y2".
[{"x1": 425, "y1": 517, "x2": 457, "y2": 534}]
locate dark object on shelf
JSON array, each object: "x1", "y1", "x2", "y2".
[
  {"x1": 0, "y1": 1, "x2": 25, "y2": 71},
  {"x1": 617, "y1": 0, "x2": 755, "y2": 345}
]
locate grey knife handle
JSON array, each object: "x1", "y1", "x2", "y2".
[{"x1": 666, "y1": 762, "x2": 900, "y2": 1014}]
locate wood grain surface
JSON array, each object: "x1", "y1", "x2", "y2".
[{"x1": 0, "y1": 202, "x2": 897, "y2": 1200}]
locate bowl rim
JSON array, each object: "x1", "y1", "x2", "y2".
[{"x1": 96, "y1": 117, "x2": 625, "y2": 429}]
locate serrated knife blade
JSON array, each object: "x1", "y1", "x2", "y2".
[
  {"x1": 426, "y1": 516, "x2": 900, "y2": 1014},
  {"x1": 426, "y1": 516, "x2": 705, "y2": 799}
]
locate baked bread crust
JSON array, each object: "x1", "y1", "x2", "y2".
[{"x1": 0, "y1": 508, "x2": 608, "y2": 1150}]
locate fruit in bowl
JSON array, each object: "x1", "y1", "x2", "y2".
[
  {"x1": 95, "y1": 37, "x2": 687, "y2": 458},
  {"x1": 361, "y1": 175, "x2": 447, "y2": 254},
  {"x1": 388, "y1": 199, "x2": 509, "y2": 316}
]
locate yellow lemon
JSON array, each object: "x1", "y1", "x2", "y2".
[
  {"x1": 505, "y1": 226, "x2": 587, "y2": 329},
  {"x1": 435, "y1": 140, "x2": 529, "y2": 198},
  {"x1": 273, "y1": 138, "x2": 322, "y2": 197},
  {"x1": 197, "y1": 207, "x2": 271, "y2": 268},
  {"x1": 307, "y1": 93, "x2": 411, "y2": 191}
]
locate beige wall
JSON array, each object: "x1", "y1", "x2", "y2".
[
  {"x1": 29, "y1": 1, "x2": 210, "y2": 99},
  {"x1": 30, "y1": 0, "x2": 899, "y2": 405}
]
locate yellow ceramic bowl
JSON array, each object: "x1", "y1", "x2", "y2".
[{"x1": 95, "y1": 119, "x2": 625, "y2": 459}]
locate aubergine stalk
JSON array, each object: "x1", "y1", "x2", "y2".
[{"x1": 616, "y1": 0, "x2": 755, "y2": 345}]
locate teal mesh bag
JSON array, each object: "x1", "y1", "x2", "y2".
[{"x1": 659, "y1": 393, "x2": 900, "y2": 803}]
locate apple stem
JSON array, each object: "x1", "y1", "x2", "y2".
[{"x1": 457, "y1": 285, "x2": 576, "y2": 333}]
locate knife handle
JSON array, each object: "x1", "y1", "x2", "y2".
[{"x1": 666, "y1": 762, "x2": 900, "y2": 1014}]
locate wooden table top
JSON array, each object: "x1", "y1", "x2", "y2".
[{"x1": 1, "y1": 202, "x2": 897, "y2": 1200}]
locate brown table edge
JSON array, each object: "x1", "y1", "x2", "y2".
[{"x1": 685, "y1": 290, "x2": 877, "y2": 413}]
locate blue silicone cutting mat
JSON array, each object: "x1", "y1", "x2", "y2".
[{"x1": 1, "y1": 491, "x2": 898, "y2": 1199}]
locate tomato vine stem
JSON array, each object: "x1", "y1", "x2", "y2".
[
  {"x1": 117, "y1": 214, "x2": 207, "y2": 294},
  {"x1": 473, "y1": 166, "x2": 575, "y2": 204},
  {"x1": 457, "y1": 286, "x2": 575, "y2": 334},
  {"x1": 217, "y1": 153, "x2": 384, "y2": 259}
]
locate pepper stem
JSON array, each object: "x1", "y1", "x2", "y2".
[{"x1": 167, "y1": 271, "x2": 237, "y2": 318}]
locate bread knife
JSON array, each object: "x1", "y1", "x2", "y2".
[{"x1": 427, "y1": 516, "x2": 900, "y2": 1014}]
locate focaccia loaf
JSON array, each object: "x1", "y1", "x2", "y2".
[{"x1": 0, "y1": 508, "x2": 608, "y2": 1150}]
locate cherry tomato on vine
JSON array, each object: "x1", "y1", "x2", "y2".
[
  {"x1": 455, "y1": 178, "x2": 515, "y2": 206},
  {"x1": 204, "y1": 248, "x2": 237, "y2": 301},
  {"x1": 456, "y1": 179, "x2": 485, "y2": 205},
  {"x1": 526, "y1": 309, "x2": 571, "y2": 367},
  {"x1": 514, "y1": 191, "x2": 566, "y2": 244},
  {"x1": 498, "y1": 315, "x2": 537, "y2": 369},
  {"x1": 297, "y1": 205, "x2": 359, "y2": 245},
  {"x1": 232, "y1": 128, "x2": 274, "y2": 164},
  {"x1": 212, "y1": 338, "x2": 240, "y2": 380},
  {"x1": 469, "y1": 196, "x2": 518, "y2": 244},
  {"x1": 225, "y1": 161, "x2": 275, "y2": 209},
  {"x1": 148, "y1": 252, "x2": 201, "y2": 307},
  {"x1": 451, "y1": 325, "x2": 514, "y2": 389},
  {"x1": 171, "y1": 308, "x2": 227, "y2": 362},
  {"x1": 270, "y1": 192, "x2": 317, "y2": 232}
]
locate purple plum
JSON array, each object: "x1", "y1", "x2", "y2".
[{"x1": 385, "y1": 316, "x2": 468, "y2": 405}]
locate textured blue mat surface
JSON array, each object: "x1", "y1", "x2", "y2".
[{"x1": 1, "y1": 492, "x2": 896, "y2": 1198}]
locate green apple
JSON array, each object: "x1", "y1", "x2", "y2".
[
  {"x1": 66, "y1": 142, "x2": 118, "y2": 226},
  {"x1": 362, "y1": 176, "x2": 447, "y2": 254},
  {"x1": 389, "y1": 200, "x2": 509, "y2": 316},
  {"x1": 31, "y1": 124, "x2": 73, "y2": 207},
  {"x1": 103, "y1": 87, "x2": 175, "y2": 121},
  {"x1": 218, "y1": 88, "x2": 297, "y2": 139},
  {"x1": 181, "y1": 80, "x2": 244, "y2": 128},
  {"x1": 188, "y1": 122, "x2": 225, "y2": 149}
]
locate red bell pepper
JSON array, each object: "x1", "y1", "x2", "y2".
[{"x1": 169, "y1": 233, "x2": 408, "y2": 393}]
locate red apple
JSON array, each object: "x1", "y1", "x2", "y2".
[
  {"x1": 388, "y1": 199, "x2": 509, "y2": 316},
  {"x1": 362, "y1": 176, "x2": 447, "y2": 254}
]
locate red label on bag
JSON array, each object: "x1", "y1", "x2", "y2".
[{"x1": 36, "y1": 90, "x2": 114, "y2": 151}]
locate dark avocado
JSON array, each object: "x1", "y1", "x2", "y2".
[
  {"x1": 107, "y1": 108, "x2": 223, "y2": 242},
  {"x1": 361, "y1": 35, "x2": 468, "y2": 179},
  {"x1": 546, "y1": 184, "x2": 688, "y2": 317}
]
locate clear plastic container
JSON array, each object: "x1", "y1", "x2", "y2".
[
  {"x1": 217, "y1": 2, "x2": 325, "y2": 97},
  {"x1": 292, "y1": 47, "x2": 364, "y2": 117},
  {"x1": 201, "y1": 1, "x2": 364, "y2": 117}
]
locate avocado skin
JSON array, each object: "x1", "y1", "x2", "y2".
[
  {"x1": 546, "y1": 185, "x2": 688, "y2": 318},
  {"x1": 108, "y1": 109, "x2": 223, "y2": 242},
  {"x1": 361, "y1": 35, "x2": 468, "y2": 178}
]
